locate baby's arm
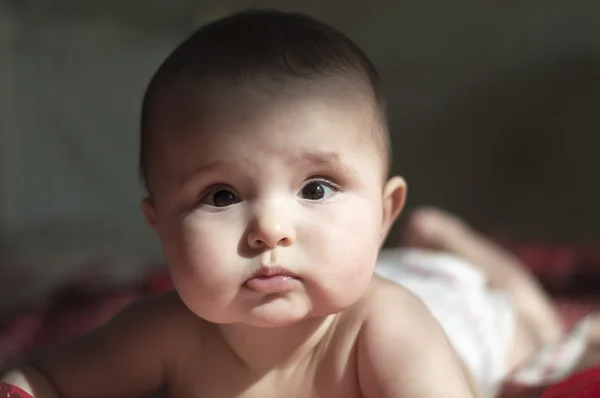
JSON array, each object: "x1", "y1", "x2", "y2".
[
  {"x1": 357, "y1": 279, "x2": 481, "y2": 398},
  {"x1": 1, "y1": 293, "x2": 177, "y2": 398}
]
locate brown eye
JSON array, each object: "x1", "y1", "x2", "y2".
[
  {"x1": 203, "y1": 189, "x2": 240, "y2": 207},
  {"x1": 300, "y1": 180, "x2": 338, "y2": 201}
]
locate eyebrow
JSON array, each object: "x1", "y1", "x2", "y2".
[
  {"x1": 179, "y1": 151, "x2": 355, "y2": 188},
  {"x1": 294, "y1": 151, "x2": 356, "y2": 175},
  {"x1": 179, "y1": 160, "x2": 224, "y2": 188}
]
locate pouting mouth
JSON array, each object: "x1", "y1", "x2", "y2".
[{"x1": 246, "y1": 266, "x2": 299, "y2": 280}]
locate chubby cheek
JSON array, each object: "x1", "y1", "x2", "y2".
[
  {"x1": 306, "y1": 197, "x2": 382, "y2": 308},
  {"x1": 158, "y1": 214, "x2": 242, "y2": 302}
]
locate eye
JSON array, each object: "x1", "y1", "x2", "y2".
[
  {"x1": 299, "y1": 179, "x2": 339, "y2": 201},
  {"x1": 202, "y1": 188, "x2": 241, "y2": 208}
]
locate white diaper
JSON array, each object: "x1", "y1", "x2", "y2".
[{"x1": 375, "y1": 248, "x2": 515, "y2": 398}]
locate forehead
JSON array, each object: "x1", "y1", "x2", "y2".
[
  {"x1": 149, "y1": 77, "x2": 384, "y2": 182},
  {"x1": 155, "y1": 75, "x2": 378, "y2": 130}
]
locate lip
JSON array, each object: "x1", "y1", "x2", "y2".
[
  {"x1": 248, "y1": 266, "x2": 297, "y2": 279},
  {"x1": 244, "y1": 266, "x2": 300, "y2": 294}
]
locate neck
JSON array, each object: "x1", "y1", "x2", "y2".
[{"x1": 218, "y1": 315, "x2": 337, "y2": 376}]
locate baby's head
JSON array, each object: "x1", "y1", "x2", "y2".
[{"x1": 139, "y1": 9, "x2": 406, "y2": 327}]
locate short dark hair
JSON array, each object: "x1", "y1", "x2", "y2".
[{"x1": 140, "y1": 9, "x2": 389, "y2": 191}]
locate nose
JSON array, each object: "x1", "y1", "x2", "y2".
[{"x1": 247, "y1": 204, "x2": 296, "y2": 249}]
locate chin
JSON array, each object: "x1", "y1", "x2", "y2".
[
  {"x1": 191, "y1": 305, "x2": 308, "y2": 328},
  {"x1": 243, "y1": 301, "x2": 317, "y2": 327},
  {"x1": 248, "y1": 313, "x2": 310, "y2": 328},
  {"x1": 244, "y1": 317, "x2": 302, "y2": 328}
]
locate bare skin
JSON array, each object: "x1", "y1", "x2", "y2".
[
  {"x1": 5, "y1": 206, "x2": 600, "y2": 398},
  {"x1": 2, "y1": 278, "x2": 477, "y2": 398},
  {"x1": 0, "y1": 80, "x2": 479, "y2": 398}
]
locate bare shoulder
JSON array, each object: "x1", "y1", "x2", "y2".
[
  {"x1": 24, "y1": 291, "x2": 204, "y2": 398},
  {"x1": 358, "y1": 275, "x2": 424, "y2": 317},
  {"x1": 355, "y1": 276, "x2": 480, "y2": 398},
  {"x1": 92, "y1": 290, "x2": 206, "y2": 370},
  {"x1": 347, "y1": 275, "x2": 429, "y2": 336},
  {"x1": 353, "y1": 275, "x2": 448, "y2": 360},
  {"x1": 83, "y1": 290, "x2": 197, "y2": 349},
  {"x1": 109, "y1": 290, "x2": 195, "y2": 334}
]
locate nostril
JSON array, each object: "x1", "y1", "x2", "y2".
[{"x1": 279, "y1": 236, "x2": 292, "y2": 246}]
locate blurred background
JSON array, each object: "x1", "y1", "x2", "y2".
[{"x1": 0, "y1": 0, "x2": 599, "y2": 373}]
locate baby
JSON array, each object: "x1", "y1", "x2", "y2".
[
  {"x1": 1, "y1": 9, "x2": 478, "y2": 398},
  {"x1": 3, "y1": 9, "x2": 598, "y2": 398}
]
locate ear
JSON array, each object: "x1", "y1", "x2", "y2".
[
  {"x1": 141, "y1": 197, "x2": 158, "y2": 231},
  {"x1": 380, "y1": 176, "x2": 406, "y2": 244}
]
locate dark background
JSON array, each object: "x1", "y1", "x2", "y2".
[{"x1": 1, "y1": 0, "x2": 599, "y2": 311}]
